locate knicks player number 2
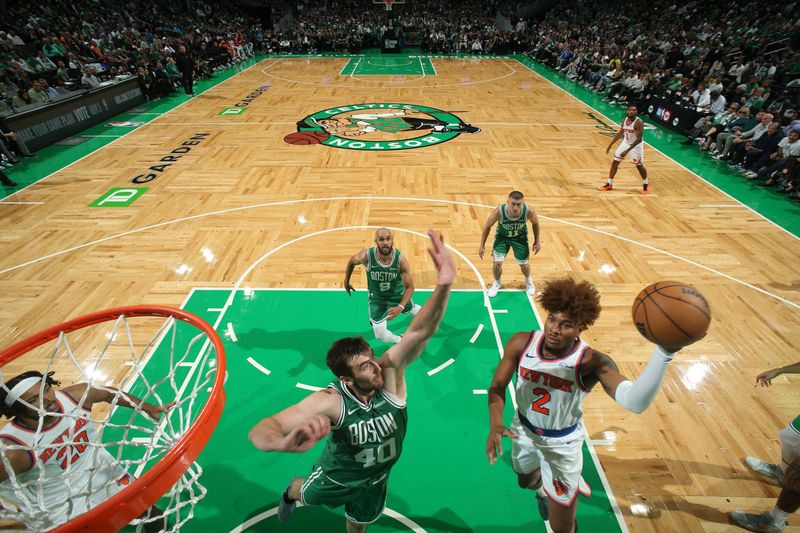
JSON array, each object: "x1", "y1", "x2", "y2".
[{"x1": 531, "y1": 388, "x2": 551, "y2": 415}]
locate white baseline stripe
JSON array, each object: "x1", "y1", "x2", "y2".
[
  {"x1": 492, "y1": 309, "x2": 509, "y2": 314},
  {"x1": 247, "y1": 357, "x2": 271, "y2": 376},
  {"x1": 472, "y1": 389, "x2": 488, "y2": 395},
  {"x1": 427, "y1": 358, "x2": 455, "y2": 376}
]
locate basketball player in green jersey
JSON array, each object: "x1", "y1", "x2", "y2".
[
  {"x1": 343, "y1": 228, "x2": 421, "y2": 344},
  {"x1": 249, "y1": 229, "x2": 455, "y2": 533},
  {"x1": 478, "y1": 191, "x2": 541, "y2": 298}
]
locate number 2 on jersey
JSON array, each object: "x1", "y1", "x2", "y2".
[{"x1": 531, "y1": 388, "x2": 551, "y2": 415}]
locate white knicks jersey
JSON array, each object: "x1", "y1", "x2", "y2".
[
  {"x1": 622, "y1": 117, "x2": 640, "y2": 144},
  {"x1": 0, "y1": 390, "x2": 130, "y2": 527},
  {"x1": 515, "y1": 331, "x2": 592, "y2": 431}
]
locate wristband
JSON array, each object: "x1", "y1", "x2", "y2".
[{"x1": 398, "y1": 304, "x2": 405, "y2": 310}]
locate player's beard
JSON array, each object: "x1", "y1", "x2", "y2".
[{"x1": 378, "y1": 244, "x2": 393, "y2": 258}]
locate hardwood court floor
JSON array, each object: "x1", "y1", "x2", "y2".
[{"x1": 0, "y1": 55, "x2": 798, "y2": 532}]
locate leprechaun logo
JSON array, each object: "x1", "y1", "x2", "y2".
[{"x1": 285, "y1": 103, "x2": 480, "y2": 150}]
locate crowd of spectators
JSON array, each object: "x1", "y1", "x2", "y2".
[
  {"x1": 525, "y1": 0, "x2": 800, "y2": 204},
  {"x1": 0, "y1": 0, "x2": 263, "y2": 118},
  {"x1": 2, "y1": 0, "x2": 799, "y2": 203}
]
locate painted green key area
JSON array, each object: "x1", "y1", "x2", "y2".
[{"x1": 119, "y1": 288, "x2": 622, "y2": 532}]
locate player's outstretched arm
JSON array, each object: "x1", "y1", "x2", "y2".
[
  {"x1": 249, "y1": 389, "x2": 340, "y2": 453},
  {"x1": 62, "y1": 383, "x2": 174, "y2": 420},
  {"x1": 756, "y1": 361, "x2": 800, "y2": 387},
  {"x1": 380, "y1": 231, "x2": 455, "y2": 390},
  {"x1": 344, "y1": 248, "x2": 368, "y2": 296},
  {"x1": 586, "y1": 345, "x2": 678, "y2": 414},
  {"x1": 478, "y1": 208, "x2": 500, "y2": 259},
  {"x1": 486, "y1": 332, "x2": 527, "y2": 464}
]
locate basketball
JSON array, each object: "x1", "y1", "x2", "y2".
[
  {"x1": 631, "y1": 281, "x2": 711, "y2": 349},
  {"x1": 284, "y1": 131, "x2": 330, "y2": 145}
]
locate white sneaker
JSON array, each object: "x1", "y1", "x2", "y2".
[
  {"x1": 410, "y1": 304, "x2": 422, "y2": 315},
  {"x1": 487, "y1": 281, "x2": 501, "y2": 298},
  {"x1": 525, "y1": 279, "x2": 536, "y2": 296},
  {"x1": 745, "y1": 456, "x2": 784, "y2": 486}
]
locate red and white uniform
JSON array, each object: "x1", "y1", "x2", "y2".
[
  {"x1": 511, "y1": 331, "x2": 592, "y2": 506},
  {"x1": 614, "y1": 116, "x2": 644, "y2": 163},
  {"x1": 0, "y1": 391, "x2": 131, "y2": 529}
]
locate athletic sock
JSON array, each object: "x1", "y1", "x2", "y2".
[
  {"x1": 535, "y1": 487, "x2": 546, "y2": 498},
  {"x1": 282, "y1": 488, "x2": 294, "y2": 504},
  {"x1": 607, "y1": 178, "x2": 614, "y2": 185},
  {"x1": 642, "y1": 179, "x2": 648, "y2": 191},
  {"x1": 769, "y1": 506, "x2": 791, "y2": 524}
]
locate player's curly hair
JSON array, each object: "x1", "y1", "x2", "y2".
[
  {"x1": 0, "y1": 371, "x2": 61, "y2": 419},
  {"x1": 537, "y1": 278, "x2": 602, "y2": 331},
  {"x1": 327, "y1": 336, "x2": 373, "y2": 378}
]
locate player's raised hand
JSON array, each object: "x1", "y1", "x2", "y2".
[
  {"x1": 486, "y1": 424, "x2": 518, "y2": 465},
  {"x1": 282, "y1": 415, "x2": 331, "y2": 453},
  {"x1": 427, "y1": 229, "x2": 456, "y2": 287}
]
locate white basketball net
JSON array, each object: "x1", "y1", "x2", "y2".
[{"x1": 0, "y1": 313, "x2": 220, "y2": 531}]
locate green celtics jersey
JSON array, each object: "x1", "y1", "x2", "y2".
[
  {"x1": 317, "y1": 381, "x2": 408, "y2": 486},
  {"x1": 366, "y1": 247, "x2": 404, "y2": 302},
  {"x1": 495, "y1": 204, "x2": 529, "y2": 241}
]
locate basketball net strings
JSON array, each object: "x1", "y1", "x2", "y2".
[{"x1": 0, "y1": 314, "x2": 217, "y2": 531}]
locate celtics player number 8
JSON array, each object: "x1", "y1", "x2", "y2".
[{"x1": 354, "y1": 437, "x2": 397, "y2": 468}]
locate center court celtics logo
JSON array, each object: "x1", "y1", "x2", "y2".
[{"x1": 285, "y1": 103, "x2": 480, "y2": 151}]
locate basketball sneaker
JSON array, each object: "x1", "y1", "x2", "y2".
[
  {"x1": 730, "y1": 511, "x2": 786, "y2": 532},
  {"x1": 410, "y1": 303, "x2": 422, "y2": 315},
  {"x1": 487, "y1": 281, "x2": 501, "y2": 298},
  {"x1": 525, "y1": 279, "x2": 536, "y2": 296},
  {"x1": 597, "y1": 183, "x2": 613, "y2": 191},
  {"x1": 642, "y1": 187, "x2": 649, "y2": 196},
  {"x1": 745, "y1": 456, "x2": 784, "y2": 486},
  {"x1": 278, "y1": 478, "x2": 301, "y2": 523}
]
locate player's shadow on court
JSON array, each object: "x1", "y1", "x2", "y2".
[
  {"x1": 237, "y1": 327, "x2": 368, "y2": 376},
  {"x1": 596, "y1": 454, "x2": 772, "y2": 526}
]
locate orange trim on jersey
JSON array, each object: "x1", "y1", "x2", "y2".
[
  {"x1": 60, "y1": 390, "x2": 92, "y2": 412},
  {"x1": 11, "y1": 397, "x2": 65, "y2": 433},
  {"x1": 536, "y1": 335, "x2": 582, "y2": 362},
  {"x1": 574, "y1": 346, "x2": 592, "y2": 393}
]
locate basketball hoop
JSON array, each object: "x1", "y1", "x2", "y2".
[
  {"x1": 0, "y1": 306, "x2": 226, "y2": 532},
  {"x1": 372, "y1": 0, "x2": 405, "y2": 11}
]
